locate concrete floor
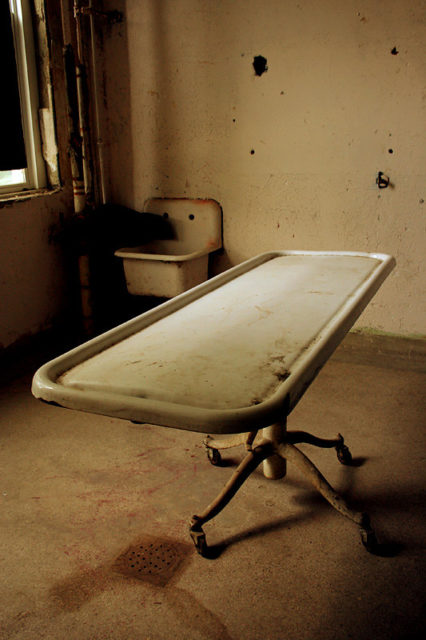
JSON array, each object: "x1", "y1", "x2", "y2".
[{"x1": 0, "y1": 348, "x2": 425, "y2": 639}]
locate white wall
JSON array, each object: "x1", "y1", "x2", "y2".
[{"x1": 104, "y1": 0, "x2": 426, "y2": 336}]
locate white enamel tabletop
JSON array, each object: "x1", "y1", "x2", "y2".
[{"x1": 32, "y1": 252, "x2": 395, "y2": 433}]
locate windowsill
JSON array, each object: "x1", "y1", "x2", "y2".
[{"x1": 0, "y1": 185, "x2": 62, "y2": 206}]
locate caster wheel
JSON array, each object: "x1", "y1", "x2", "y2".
[
  {"x1": 207, "y1": 447, "x2": 222, "y2": 466},
  {"x1": 336, "y1": 444, "x2": 352, "y2": 465},
  {"x1": 195, "y1": 533, "x2": 208, "y2": 556},
  {"x1": 361, "y1": 526, "x2": 379, "y2": 554},
  {"x1": 360, "y1": 515, "x2": 380, "y2": 555},
  {"x1": 189, "y1": 525, "x2": 208, "y2": 557},
  {"x1": 336, "y1": 435, "x2": 352, "y2": 465}
]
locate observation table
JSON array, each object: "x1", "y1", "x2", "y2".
[{"x1": 32, "y1": 251, "x2": 395, "y2": 556}]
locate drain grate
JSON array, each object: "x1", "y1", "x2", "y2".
[{"x1": 112, "y1": 536, "x2": 190, "y2": 586}]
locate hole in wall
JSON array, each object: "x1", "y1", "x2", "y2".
[
  {"x1": 253, "y1": 55, "x2": 268, "y2": 76},
  {"x1": 391, "y1": 47, "x2": 399, "y2": 55},
  {"x1": 250, "y1": 149, "x2": 255, "y2": 155},
  {"x1": 388, "y1": 148, "x2": 394, "y2": 154},
  {"x1": 188, "y1": 214, "x2": 195, "y2": 220}
]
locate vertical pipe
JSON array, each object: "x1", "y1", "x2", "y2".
[
  {"x1": 74, "y1": 0, "x2": 93, "y2": 203},
  {"x1": 61, "y1": 0, "x2": 94, "y2": 335},
  {"x1": 88, "y1": 0, "x2": 107, "y2": 204},
  {"x1": 63, "y1": 43, "x2": 85, "y2": 214}
]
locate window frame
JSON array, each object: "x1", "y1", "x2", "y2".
[{"x1": 0, "y1": 0, "x2": 47, "y2": 195}]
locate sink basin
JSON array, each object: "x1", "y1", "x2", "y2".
[{"x1": 115, "y1": 198, "x2": 222, "y2": 297}]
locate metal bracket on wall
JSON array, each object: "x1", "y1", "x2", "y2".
[{"x1": 376, "y1": 171, "x2": 390, "y2": 189}]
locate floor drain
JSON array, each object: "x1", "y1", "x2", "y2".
[{"x1": 112, "y1": 536, "x2": 191, "y2": 586}]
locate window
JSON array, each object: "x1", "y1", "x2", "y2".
[{"x1": 0, "y1": 0, "x2": 46, "y2": 195}]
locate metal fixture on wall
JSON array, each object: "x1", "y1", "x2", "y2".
[{"x1": 376, "y1": 171, "x2": 390, "y2": 189}]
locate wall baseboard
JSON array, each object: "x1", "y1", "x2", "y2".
[{"x1": 332, "y1": 330, "x2": 426, "y2": 372}]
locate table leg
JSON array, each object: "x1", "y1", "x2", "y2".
[
  {"x1": 276, "y1": 441, "x2": 380, "y2": 552},
  {"x1": 190, "y1": 440, "x2": 274, "y2": 555},
  {"x1": 262, "y1": 422, "x2": 287, "y2": 479}
]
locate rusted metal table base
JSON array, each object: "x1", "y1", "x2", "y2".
[{"x1": 190, "y1": 421, "x2": 378, "y2": 557}]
